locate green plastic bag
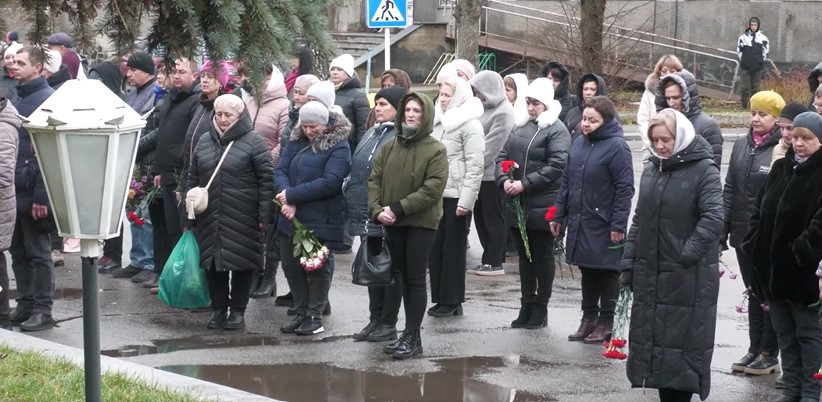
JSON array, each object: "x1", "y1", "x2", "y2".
[{"x1": 158, "y1": 231, "x2": 210, "y2": 309}]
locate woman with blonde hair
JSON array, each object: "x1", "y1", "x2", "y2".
[{"x1": 637, "y1": 54, "x2": 684, "y2": 160}]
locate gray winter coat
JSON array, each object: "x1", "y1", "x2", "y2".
[
  {"x1": 722, "y1": 125, "x2": 781, "y2": 247},
  {"x1": 186, "y1": 111, "x2": 275, "y2": 272},
  {"x1": 623, "y1": 135, "x2": 723, "y2": 401},
  {"x1": 345, "y1": 122, "x2": 397, "y2": 236},
  {"x1": 655, "y1": 71, "x2": 723, "y2": 167},
  {"x1": 469, "y1": 71, "x2": 515, "y2": 181},
  {"x1": 0, "y1": 100, "x2": 20, "y2": 251},
  {"x1": 496, "y1": 103, "x2": 571, "y2": 232}
]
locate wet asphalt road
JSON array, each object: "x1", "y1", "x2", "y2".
[{"x1": 5, "y1": 138, "x2": 794, "y2": 402}]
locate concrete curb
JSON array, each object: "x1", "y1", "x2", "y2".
[{"x1": 1, "y1": 330, "x2": 281, "y2": 402}]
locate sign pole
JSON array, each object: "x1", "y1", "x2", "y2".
[{"x1": 384, "y1": 29, "x2": 391, "y2": 71}]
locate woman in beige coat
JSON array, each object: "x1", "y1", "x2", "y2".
[
  {"x1": 0, "y1": 98, "x2": 20, "y2": 329},
  {"x1": 427, "y1": 77, "x2": 485, "y2": 317}
]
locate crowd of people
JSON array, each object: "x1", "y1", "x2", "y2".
[{"x1": 0, "y1": 20, "x2": 821, "y2": 401}]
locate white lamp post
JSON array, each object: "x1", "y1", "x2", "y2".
[{"x1": 23, "y1": 79, "x2": 146, "y2": 402}]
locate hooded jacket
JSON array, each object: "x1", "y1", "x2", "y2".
[
  {"x1": 555, "y1": 118, "x2": 634, "y2": 269},
  {"x1": 12, "y1": 76, "x2": 53, "y2": 211},
  {"x1": 246, "y1": 78, "x2": 290, "y2": 166},
  {"x1": 737, "y1": 22, "x2": 769, "y2": 72},
  {"x1": 432, "y1": 79, "x2": 485, "y2": 210},
  {"x1": 622, "y1": 114, "x2": 723, "y2": 400},
  {"x1": 335, "y1": 75, "x2": 371, "y2": 152},
  {"x1": 655, "y1": 70, "x2": 723, "y2": 167},
  {"x1": 497, "y1": 97, "x2": 571, "y2": 232},
  {"x1": 743, "y1": 147, "x2": 822, "y2": 306},
  {"x1": 46, "y1": 65, "x2": 71, "y2": 90},
  {"x1": 722, "y1": 124, "x2": 781, "y2": 247},
  {"x1": 154, "y1": 80, "x2": 202, "y2": 184},
  {"x1": 808, "y1": 62, "x2": 822, "y2": 110},
  {"x1": 506, "y1": 73, "x2": 530, "y2": 126},
  {"x1": 88, "y1": 61, "x2": 124, "y2": 98},
  {"x1": 638, "y1": 73, "x2": 662, "y2": 155},
  {"x1": 468, "y1": 71, "x2": 515, "y2": 181},
  {"x1": 564, "y1": 73, "x2": 607, "y2": 138},
  {"x1": 0, "y1": 99, "x2": 20, "y2": 251},
  {"x1": 368, "y1": 93, "x2": 448, "y2": 231},
  {"x1": 346, "y1": 121, "x2": 397, "y2": 236},
  {"x1": 187, "y1": 109, "x2": 274, "y2": 272},
  {"x1": 275, "y1": 109, "x2": 352, "y2": 250},
  {"x1": 540, "y1": 61, "x2": 577, "y2": 123}
]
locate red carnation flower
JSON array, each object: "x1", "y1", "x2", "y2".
[
  {"x1": 611, "y1": 338, "x2": 627, "y2": 348},
  {"x1": 814, "y1": 372, "x2": 822, "y2": 380},
  {"x1": 545, "y1": 206, "x2": 557, "y2": 221},
  {"x1": 501, "y1": 160, "x2": 518, "y2": 174},
  {"x1": 127, "y1": 211, "x2": 138, "y2": 223}
]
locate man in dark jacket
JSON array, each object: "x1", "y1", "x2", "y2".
[
  {"x1": 8, "y1": 45, "x2": 56, "y2": 332},
  {"x1": 737, "y1": 17, "x2": 769, "y2": 109},
  {"x1": 540, "y1": 61, "x2": 577, "y2": 123},
  {"x1": 656, "y1": 70, "x2": 723, "y2": 168}
]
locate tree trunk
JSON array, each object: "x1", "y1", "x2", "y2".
[
  {"x1": 579, "y1": 0, "x2": 606, "y2": 76},
  {"x1": 453, "y1": 0, "x2": 482, "y2": 67}
]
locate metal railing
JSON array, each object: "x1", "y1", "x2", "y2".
[{"x1": 423, "y1": 53, "x2": 456, "y2": 85}]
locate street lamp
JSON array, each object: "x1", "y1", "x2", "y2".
[{"x1": 23, "y1": 79, "x2": 147, "y2": 402}]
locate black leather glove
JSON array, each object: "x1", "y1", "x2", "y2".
[{"x1": 619, "y1": 271, "x2": 632, "y2": 290}]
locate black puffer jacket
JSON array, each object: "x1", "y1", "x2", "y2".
[
  {"x1": 540, "y1": 61, "x2": 577, "y2": 123},
  {"x1": 495, "y1": 102, "x2": 571, "y2": 232},
  {"x1": 623, "y1": 135, "x2": 723, "y2": 401},
  {"x1": 743, "y1": 148, "x2": 822, "y2": 306},
  {"x1": 335, "y1": 75, "x2": 370, "y2": 151},
  {"x1": 181, "y1": 93, "x2": 220, "y2": 194},
  {"x1": 722, "y1": 124, "x2": 781, "y2": 247},
  {"x1": 656, "y1": 70, "x2": 723, "y2": 167},
  {"x1": 563, "y1": 73, "x2": 607, "y2": 139},
  {"x1": 186, "y1": 110, "x2": 274, "y2": 272},
  {"x1": 154, "y1": 81, "x2": 202, "y2": 185},
  {"x1": 808, "y1": 62, "x2": 822, "y2": 110}
]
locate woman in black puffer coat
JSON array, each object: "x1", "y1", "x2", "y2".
[
  {"x1": 186, "y1": 94, "x2": 275, "y2": 331},
  {"x1": 497, "y1": 77, "x2": 571, "y2": 330},
  {"x1": 622, "y1": 109, "x2": 723, "y2": 402},
  {"x1": 540, "y1": 61, "x2": 577, "y2": 123}
]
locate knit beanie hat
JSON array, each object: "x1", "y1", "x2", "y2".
[
  {"x1": 375, "y1": 86, "x2": 407, "y2": 111},
  {"x1": 450, "y1": 59, "x2": 476, "y2": 80},
  {"x1": 329, "y1": 54, "x2": 356, "y2": 79},
  {"x1": 749, "y1": 17, "x2": 760, "y2": 26},
  {"x1": 126, "y1": 52, "x2": 155, "y2": 75},
  {"x1": 4, "y1": 43, "x2": 22, "y2": 58},
  {"x1": 436, "y1": 63, "x2": 458, "y2": 85},
  {"x1": 214, "y1": 94, "x2": 245, "y2": 116},
  {"x1": 294, "y1": 74, "x2": 320, "y2": 93},
  {"x1": 792, "y1": 111, "x2": 822, "y2": 141},
  {"x1": 750, "y1": 90, "x2": 785, "y2": 118},
  {"x1": 43, "y1": 49, "x2": 62, "y2": 74},
  {"x1": 306, "y1": 81, "x2": 336, "y2": 110},
  {"x1": 779, "y1": 102, "x2": 808, "y2": 121},
  {"x1": 524, "y1": 77, "x2": 556, "y2": 108},
  {"x1": 299, "y1": 101, "x2": 329, "y2": 125},
  {"x1": 200, "y1": 60, "x2": 230, "y2": 91}
]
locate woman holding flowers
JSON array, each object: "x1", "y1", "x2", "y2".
[
  {"x1": 368, "y1": 92, "x2": 448, "y2": 359},
  {"x1": 621, "y1": 109, "x2": 723, "y2": 402},
  {"x1": 185, "y1": 94, "x2": 274, "y2": 331},
  {"x1": 497, "y1": 77, "x2": 571, "y2": 330},
  {"x1": 275, "y1": 101, "x2": 351, "y2": 336},
  {"x1": 552, "y1": 96, "x2": 633, "y2": 344},
  {"x1": 743, "y1": 111, "x2": 822, "y2": 402}
]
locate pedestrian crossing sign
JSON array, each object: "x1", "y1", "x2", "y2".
[{"x1": 368, "y1": 0, "x2": 408, "y2": 28}]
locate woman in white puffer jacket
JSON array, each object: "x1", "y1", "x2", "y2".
[{"x1": 637, "y1": 54, "x2": 683, "y2": 160}]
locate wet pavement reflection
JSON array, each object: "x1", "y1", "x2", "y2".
[
  {"x1": 101, "y1": 335, "x2": 281, "y2": 357},
  {"x1": 160, "y1": 356, "x2": 551, "y2": 402}
]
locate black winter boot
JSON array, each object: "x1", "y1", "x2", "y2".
[
  {"x1": 511, "y1": 302, "x2": 533, "y2": 328},
  {"x1": 568, "y1": 312, "x2": 597, "y2": 341},
  {"x1": 525, "y1": 302, "x2": 548, "y2": 329},
  {"x1": 392, "y1": 329, "x2": 422, "y2": 360},
  {"x1": 251, "y1": 261, "x2": 278, "y2": 298}
]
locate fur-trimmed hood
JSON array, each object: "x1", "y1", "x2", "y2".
[
  {"x1": 645, "y1": 73, "x2": 658, "y2": 93},
  {"x1": 535, "y1": 100, "x2": 563, "y2": 129},
  {"x1": 290, "y1": 109, "x2": 351, "y2": 152},
  {"x1": 655, "y1": 69, "x2": 701, "y2": 118},
  {"x1": 439, "y1": 97, "x2": 484, "y2": 132}
]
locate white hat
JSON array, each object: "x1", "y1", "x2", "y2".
[
  {"x1": 306, "y1": 81, "x2": 336, "y2": 110},
  {"x1": 525, "y1": 77, "x2": 555, "y2": 109},
  {"x1": 450, "y1": 59, "x2": 476, "y2": 80},
  {"x1": 4, "y1": 43, "x2": 22, "y2": 58},
  {"x1": 436, "y1": 63, "x2": 458, "y2": 85},
  {"x1": 329, "y1": 54, "x2": 356, "y2": 80},
  {"x1": 43, "y1": 49, "x2": 62, "y2": 74}
]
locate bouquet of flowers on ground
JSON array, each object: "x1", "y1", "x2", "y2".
[
  {"x1": 603, "y1": 285, "x2": 632, "y2": 360},
  {"x1": 126, "y1": 168, "x2": 158, "y2": 226},
  {"x1": 501, "y1": 160, "x2": 531, "y2": 262},
  {"x1": 274, "y1": 199, "x2": 330, "y2": 272}
]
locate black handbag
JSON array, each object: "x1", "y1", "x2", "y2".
[{"x1": 352, "y1": 225, "x2": 393, "y2": 286}]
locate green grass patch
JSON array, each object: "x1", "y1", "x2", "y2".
[{"x1": 0, "y1": 344, "x2": 216, "y2": 402}]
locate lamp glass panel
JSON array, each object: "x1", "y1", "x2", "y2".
[
  {"x1": 108, "y1": 130, "x2": 138, "y2": 234},
  {"x1": 32, "y1": 131, "x2": 71, "y2": 233},
  {"x1": 66, "y1": 133, "x2": 106, "y2": 235}
]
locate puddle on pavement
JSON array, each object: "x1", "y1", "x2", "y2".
[
  {"x1": 7, "y1": 287, "x2": 85, "y2": 300},
  {"x1": 160, "y1": 356, "x2": 553, "y2": 402},
  {"x1": 101, "y1": 335, "x2": 281, "y2": 357}
]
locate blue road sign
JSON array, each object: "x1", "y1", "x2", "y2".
[{"x1": 367, "y1": 0, "x2": 407, "y2": 28}]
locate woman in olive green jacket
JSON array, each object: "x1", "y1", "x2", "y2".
[{"x1": 368, "y1": 92, "x2": 448, "y2": 360}]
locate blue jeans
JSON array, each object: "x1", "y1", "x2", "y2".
[{"x1": 129, "y1": 214, "x2": 154, "y2": 270}]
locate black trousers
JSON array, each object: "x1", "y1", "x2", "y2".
[
  {"x1": 9, "y1": 213, "x2": 54, "y2": 315},
  {"x1": 737, "y1": 249, "x2": 779, "y2": 356},
  {"x1": 280, "y1": 235, "x2": 331, "y2": 317},
  {"x1": 429, "y1": 198, "x2": 467, "y2": 305},
  {"x1": 580, "y1": 267, "x2": 620, "y2": 324},
  {"x1": 102, "y1": 223, "x2": 123, "y2": 263},
  {"x1": 204, "y1": 268, "x2": 254, "y2": 312},
  {"x1": 367, "y1": 237, "x2": 403, "y2": 326},
  {"x1": 769, "y1": 300, "x2": 822, "y2": 400},
  {"x1": 162, "y1": 184, "x2": 182, "y2": 240},
  {"x1": 149, "y1": 196, "x2": 173, "y2": 275},
  {"x1": 0, "y1": 254, "x2": 9, "y2": 321},
  {"x1": 511, "y1": 228, "x2": 555, "y2": 305},
  {"x1": 658, "y1": 388, "x2": 692, "y2": 402},
  {"x1": 385, "y1": 226, "x2": 436, "y2": 331},
  {"x1": 49, "y1": 230, "x2": 61, "y2": 251},
  {"x1": 474, "y1": 181, "x2": 506, "y2": 267}
]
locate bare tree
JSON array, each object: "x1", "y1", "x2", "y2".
[
  {"x1": 453, "y1": 0, "x2": 481, "y2": 66},
  {"x1": 579, "y1": 0, "x2": 606, "y2": 75}
]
